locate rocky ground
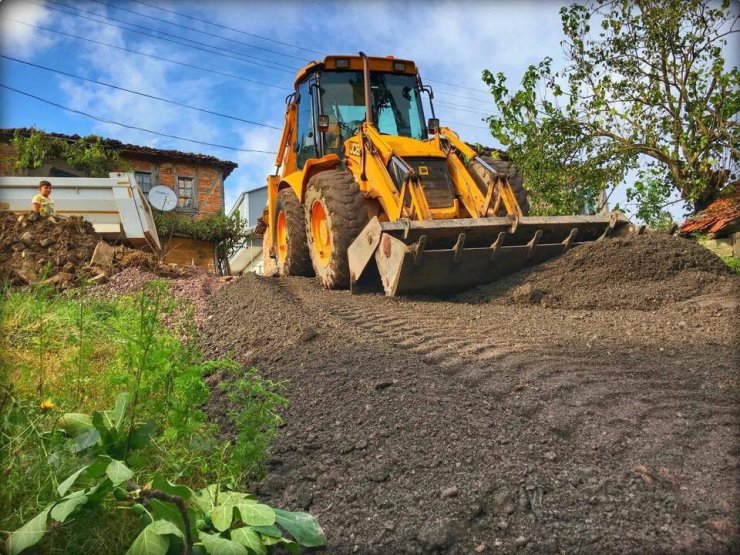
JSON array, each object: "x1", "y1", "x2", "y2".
[
  {"x1": 0, "y1": 211, "x2": 99, "y2": 287},
  {"x1": 199, "y1": 234, "x2": 739, "y2": 554},
  {"x1": 0, "y1": 211, "x2": 218, "y2": 296}
]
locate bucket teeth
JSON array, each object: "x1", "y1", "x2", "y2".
[{"x1": 349, "y1": 213, "x2": 631, "y2": 296}]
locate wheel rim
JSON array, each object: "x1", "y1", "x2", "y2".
[
  {"x1": 310, "y1": 200, "x2": 331, "y2": 268},
  {"x1": 276, "y1": 210, "x2": 288, "y2": 263}
]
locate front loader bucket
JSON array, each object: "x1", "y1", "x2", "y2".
[{"x1": 348, "y1": 213, "x2": 635, "y2": 296}]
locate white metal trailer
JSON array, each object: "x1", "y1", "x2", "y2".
[{"x1": 0, "y1": 172, "x2": 160, "y2": 251}]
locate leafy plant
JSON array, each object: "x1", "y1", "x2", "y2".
[
  {"x1": 485, "y1": 0, "x2": 739, "y2": 218},
  {"x1": 2, "y1": 283, "x2": 295, "y2": 551},
  {"x1": 5, "y1": 395, "x2": 325, "y2": 555},
  {"x1": 220, "y1": 366, "x2": 288, "y2": 483},
  {"x1": 12, "y1": 128, "x2": 131, "y2": 177},
  {"x1": 153, "y1": 211, "x2": 249, "y2": 262}
]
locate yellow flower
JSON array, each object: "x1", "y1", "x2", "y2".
[{"x1": 40, "y1": 399, "x2": 55, "y2": 411}]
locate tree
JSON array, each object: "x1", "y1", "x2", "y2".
[{"x1": 484, "y1": 0, "x2": 739, "y2": 223}]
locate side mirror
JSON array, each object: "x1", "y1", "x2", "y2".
[
  {"x1": 317, "y1": 114, "x2": 330, "y2": 133},
  {"x1": 427, "y1": 118, "x2": 440, "y2": 134}
]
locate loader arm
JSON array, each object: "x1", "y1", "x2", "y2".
[
  {"x1": 438, "y1": 127, "x2": 523, "y2": 218},
  {"x1": 358, "y1": 123, "x2": 433, "y2": 220}
]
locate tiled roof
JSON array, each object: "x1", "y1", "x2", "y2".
[
  {"x1": 679, "y1": 184, "x2": 740, "y2": 236},
  {"x1": 1, "y1": 128, "x2": 238, "y2": 178}
]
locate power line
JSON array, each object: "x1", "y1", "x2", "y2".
[
  {"x1": 0, "y1": 83, "x2": 277, "y2": 154},
  {"x1": 43, "y1": 0, "x2": 299, "y2": 72},
  {"x1": 4, "y1": 18, "x2": 292, "y2": 92},
  {"x1": 129, "y1": 0, "x2": 323, "y2": 56},
  {"x1": 39, "y1": 0, "x2": 496, "y2": 108},
  {"x1": 443, "y1": 120, "x2": 490, "y2": 131},
  {"x1": 126, "y1": 0, "x2": 497, "y2": 106},
  {"x1": 4, "y1": 18, "x2": 494, "y2": 118},
  {"x1": 426, "y1": 78, "x2": 491, "y2": 96},
  {"x1": 34, "y1": 0, "x2": 298, "y2": 74},
  {"x1": 0, "y1": 54, "x2": 282, "y2": 130},
  {"x1": 435, "y1": 101, "x2": 492, "y2": 117},
  {"x1": 434, "y1": 89, "x2": 495, "y2": 103},
  {"x1": 88, "y1": 0, "x2": 310, "y2": 63}
]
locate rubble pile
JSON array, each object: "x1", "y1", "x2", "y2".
[
  {"x1": 0, "y1": 212, "x2": 176, "y2": 289},
  {"x1": 0, "y1": 212, "x2": 100, "y2": 288}
]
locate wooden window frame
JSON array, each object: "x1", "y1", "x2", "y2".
[
  {"x1": 175, "y1": 174, "x2": 197, "y2": 212},
  {"x1": 134, "y1": 171, "x2": 154, "y2": 193}
]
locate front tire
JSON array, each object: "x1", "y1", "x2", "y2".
[
  {"x1": 304, "y1": 170, "x2": 366, "y2": 289},
  {"x1": 275, "y1": 187, "x2": 313, "y2": 276}
]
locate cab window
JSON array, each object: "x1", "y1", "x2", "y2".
[{"x1": 296, "y1": 78, "x2": 318, "y2": 169}]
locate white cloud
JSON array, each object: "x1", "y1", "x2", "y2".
[{"x1": 0, "y1": 0, "x2": 55, "y2": 57}]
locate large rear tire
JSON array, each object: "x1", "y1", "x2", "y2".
[
  {"x1": 467, "y1": 156, "x2": 530, "y2": 216},
  {"x1": 304, "y1": 170, "x2": 366, "y2": 289},
  {"x1": 275, "y1": 187, "x2": 313, "y2": 276}
]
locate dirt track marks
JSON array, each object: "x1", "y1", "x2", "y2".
[{"x1": 202, "y1": 274, "x2": 739, "y2": 554}]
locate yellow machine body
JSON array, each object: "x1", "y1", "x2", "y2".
[{"x1": 261, "y1": 54, "x2": 632, "y2": 295}]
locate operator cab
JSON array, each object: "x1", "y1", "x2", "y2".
[{"x1": 292, "y1": 55, "x2": 436, "y2": 168}]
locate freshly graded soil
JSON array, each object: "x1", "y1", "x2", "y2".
[
  {"x1": 456, "y1": 233, "x2": 736, "y2": 310},
  {"x1": 200, "y1": 267, "x2": 739, "y2": 554}
]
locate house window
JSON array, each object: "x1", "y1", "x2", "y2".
[
  {"x1": 176, "y1": 176, "x2": 195, "y2": 208},
  {"x1": 134, "y1": 171, "x2": 153, "y2": 193}
]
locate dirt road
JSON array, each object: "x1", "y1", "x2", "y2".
[{"x1": 199, "y1": 238, "x2": 738, "y2": 554}]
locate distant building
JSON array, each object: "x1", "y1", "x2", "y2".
[
  {"x1": 0, "y1": 128, "x2": 237, "y2": 273},
  {"x1": 679, "y1": 183, "x2": 739, "y2": 257},
  {"x1": 228, "y1": 186, "x2": 267, "y2": 275}
]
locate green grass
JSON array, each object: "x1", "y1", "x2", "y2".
[
  {"x1": 719, "y1": 254, "x2": 740, "y2": 273},
  {"x1": 0, "y1": 282, "x2": 288, "y2": 553}
]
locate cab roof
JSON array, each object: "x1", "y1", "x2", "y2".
[{"x1": 293, "y1": 55, "x2": 418, "y2": 89}]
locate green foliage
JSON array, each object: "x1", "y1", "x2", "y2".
[
  {"x1": 4, "y1": 395, "x2": 324, "y2": 555},
  {"x1": 484, "y1": 0, "x2": 739, "y2": 218},
  {"x1": 720, "y1": 255, "x2": 740, "y2": 273},
  {"x1": 484, "y1": 58, "x2": 633, "y2": 215},
  {"x1": 624, "y1": 167, "x2": 680, "y2": 228},
  {"x1": 221, "y1": 367, "x2": 288, "y2": 483},
  {"x1": 12, "y1": 128, "x2": 130, "y2": 177},
  {"x1": 1, "y1": 284, "x2": 301, "y2": 554},
  {"x1": 153, "y1": 211, "x2": 249, "y2": 260}
]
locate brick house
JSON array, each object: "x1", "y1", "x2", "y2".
[{"x1": 0, "y1": 128, "x2": 238, "y2": 272}]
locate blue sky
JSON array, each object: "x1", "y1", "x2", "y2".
[{"x1": 1, "y1": 0, "x2": 735, "y2": 220}]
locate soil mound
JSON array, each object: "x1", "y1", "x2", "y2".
[
  {"x1": 0, "y1": 211, "x2": 98, "y2": 287},
  {"x1": 455, "y1": 233, "x2": 736, "y2": 310}
]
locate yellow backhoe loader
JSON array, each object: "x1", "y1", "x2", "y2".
[{"x1": 261, "y1": 53, "x2": 633, "y2": 295}]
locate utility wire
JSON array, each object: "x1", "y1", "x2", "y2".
[
  {"x1": 435, "y1": 88, "x2": 496, "y2": 103},
  {"x1": 88, "y1": 0, "x2": 310, "y2": 63},
  {"x1": 126, "y1": 0, "x2": 496, "y2": 105},
  {"x1": 129, "y1": 0, "x2": 323, "y2": 55},
  {"x1": 40, "y1": 0, "x2": 496, "y2": 107},
  {"x1": 6, "y1": 17, "x2": 493, "y2": 117},
  {"x1": 4, "y1": 19, "x2": 292, "y2": 92},
  {"x1": 435, "y1": 101, "x2": 492, "y2": 117},
  {"x1": 443, "y1": 120, "x2": 490, "y2": 131},
  {"x1": 0, "y1": 83, "x2": 277, "y2": 154},
  {"x1": 0, "y1": 54, "x2": 283, "y2": 130},
  {"x1": 426, "y1": 78, "x2": 491, "y2": 96},
  {"x1": 34, "y1": 0, "x2": 298, "y2": 74}
]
